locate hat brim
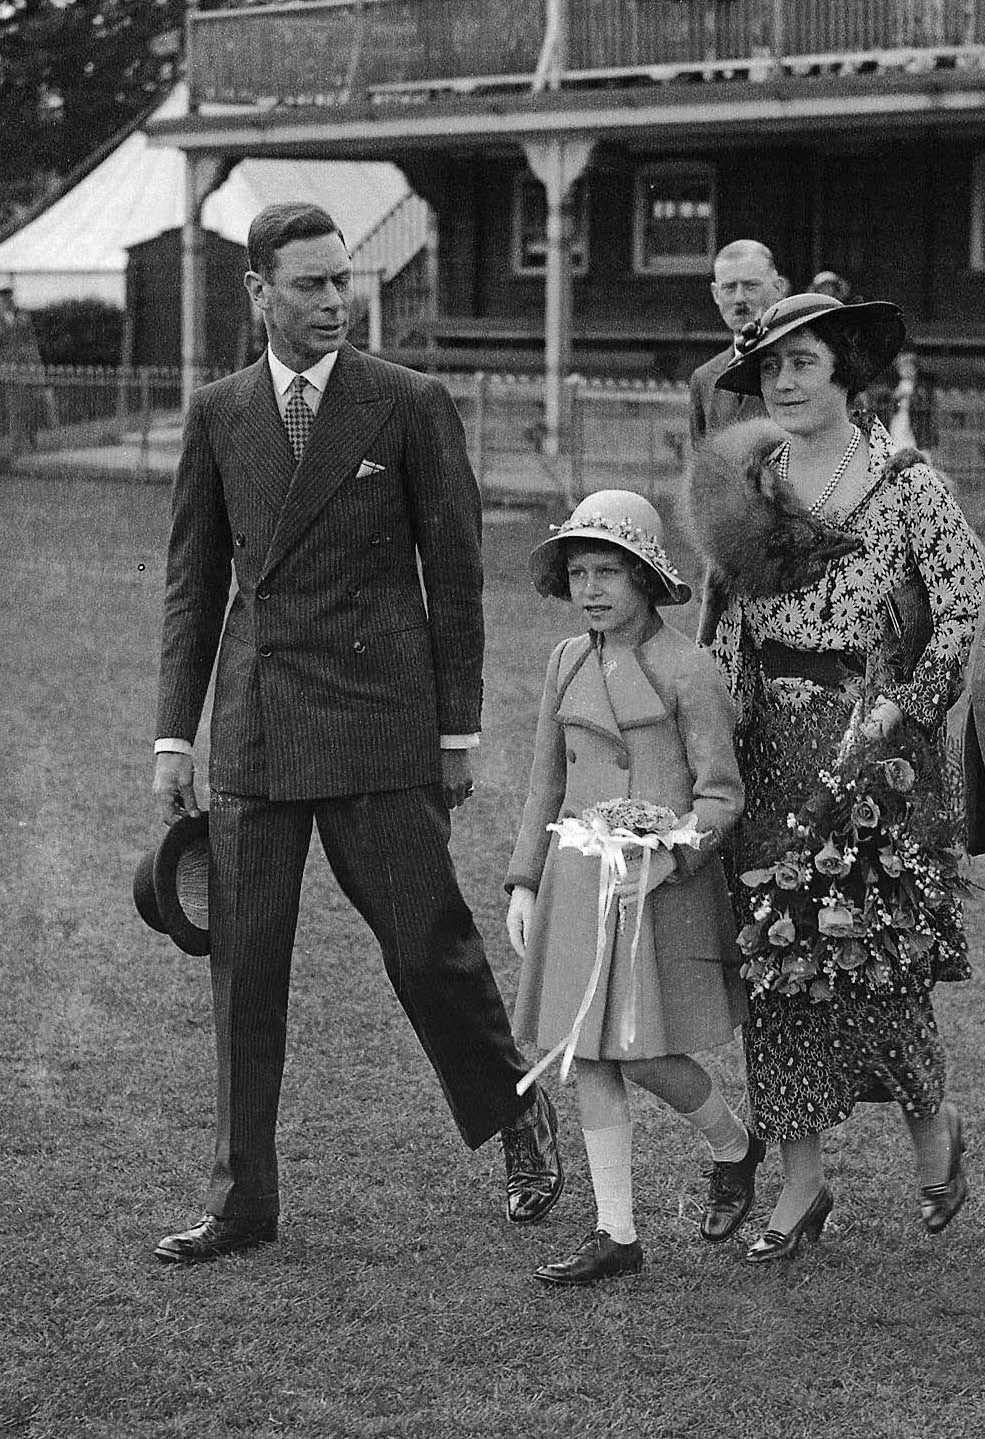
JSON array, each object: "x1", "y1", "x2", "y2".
[
  {"x1": 715, "y1": 299, "x2": 906, "y2": 396},
  {"x1": 137, "y1": 811, "x2": 211, "y2": 956},
  {"x1": 529, "y1": 529, "x2": 692, "y2": 606},
  {"x1": 133, "y1": 849, "x2": 168, "y2": 933}
]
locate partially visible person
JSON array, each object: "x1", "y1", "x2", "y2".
[
  {"x1": 689, "y1": 292, "x2": 984, "y2": 1262},
  {"x1": 811, "y1": 270, "x2": 857, "y2": 304},
  {"x1": 505, "y1": 491, "x2": 760, "y2": 1286},
  {"x1": 688, "y1": 239, "x2": 784, "y2": 449},
  {"x1": 960, "y1": 605, "x2": 985, "y2": 856}
]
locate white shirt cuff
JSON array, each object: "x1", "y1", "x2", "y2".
[
  {"x1": 439, "y1": 734, "x2": 480, "y2": 749},
  {"x1": 155, "y1": 738, "x2": 194, "y2": 755}
]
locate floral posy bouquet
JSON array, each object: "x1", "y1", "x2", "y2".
[
  {"x1": 518, "y1": 800, "x2": 707, "y2": 1095},
  {"x1": 737, "y1": 750, "x2": 968, "y2": 1005}
]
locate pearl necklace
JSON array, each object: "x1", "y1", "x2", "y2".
[{"x1": 777, "y1": 424, "x2": 862, "y2": 515}]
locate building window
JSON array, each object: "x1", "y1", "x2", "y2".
[
  {"x1": 512, "y1": 172, "x2": 589, "y2": 276},
  {"x1": 633, "y1": 164, "x2": 716, "y2": 275}
]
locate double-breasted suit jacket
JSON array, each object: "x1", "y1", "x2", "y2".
[
  {"x1": 507, "y1": 623, "x2": 747, "y2": 1060},
  {"x1": 156, "y1": 342, "x2": 483, "y2": 799},
  {"x1": 688, "y1": 345, "x2": 766, "y2": 450}
]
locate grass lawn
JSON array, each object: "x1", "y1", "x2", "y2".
[{"x1": 3, "y1": 467, "x2": 984, "y2": 1439}]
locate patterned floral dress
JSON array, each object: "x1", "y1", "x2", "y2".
[{"x1": 712, "y1": 420, "x2": 984, "y2": 1142}]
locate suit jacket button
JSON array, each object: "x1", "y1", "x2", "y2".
[
  {"x1": 616, "y1": 754, "x2": 630, "y2": 770},
  {"x1": 353, "y1": 639, "x2": 366, "y2": 654},
  {"x1": 256, "y1": 588, "x2": 270, "y2": 601},
  {"x1": 235, "y1": 533, "x2": 246, "y2": 547},
  {"x1": 567, "y1": 750, "x2": 576, "y2": 763},
  {"x1": 259, "y1": 646, "x2": 272, "y2": 657},
  {"x1": 370, "y1": 535, "x2": 381, "y2": 547}
]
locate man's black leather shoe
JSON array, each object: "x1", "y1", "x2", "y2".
[
  {"x1": 535, "y1": 1228, "x2": 643, "y2": 1286},
  {"x1": 501, "y1": 1085, "x2": 564, "y2": 1224},
  {"x1": 700, "y1": 1125, "x2": 767, "y2": 1242},
  {"x1": 154, "y1": 1213, "x2": 278, "y2": 1264}
]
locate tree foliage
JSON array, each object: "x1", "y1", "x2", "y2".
[{"x1": 0, "y1": 0, "x2": 183, "y2": 230}]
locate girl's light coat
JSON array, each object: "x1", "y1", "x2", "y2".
[{"x1": 507, "y1": 620, "x2": 747, "y2": 1060}]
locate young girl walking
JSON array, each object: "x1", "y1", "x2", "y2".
[{"x1": 506, "y1": 490, "x2": 762, "y2": 1284}]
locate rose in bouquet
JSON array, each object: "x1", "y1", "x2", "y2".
[
  {"x1": 518, "y1": 800, "x2": 708, "y2": 1095},
  {"x1": 736, "y1": 747, "x2": 968, "y2": 1005}
]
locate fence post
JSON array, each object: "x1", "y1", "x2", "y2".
[
  {"x1": 473, "y1": 371, "x2": 487, "y2": 488},
  {"x1": 139, "y1": 368, "x2": 152, "y2": 479}
]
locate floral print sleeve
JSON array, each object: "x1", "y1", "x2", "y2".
[{"x1": 883, "y1": 463, "x2": 985, "y2": 732}]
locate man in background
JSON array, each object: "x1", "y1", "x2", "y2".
[{"x1": 688, "y1": 239, "x2": 784, "y2": 448}]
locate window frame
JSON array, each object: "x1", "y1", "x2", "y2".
[
  {"x1": 632, "y1": 162, "x2": 717, "y2": 277},
  {"x1": 511, "y1": 170, "x2": 590, "y2": 278}
]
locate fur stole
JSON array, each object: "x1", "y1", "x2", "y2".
[{"x1": 685, "y1": 417, "x2": 926, "y2": 646}]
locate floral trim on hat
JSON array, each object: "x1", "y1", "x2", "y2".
[{"x1": 550, "y1": 512, "x2": 686, "y2": 586}]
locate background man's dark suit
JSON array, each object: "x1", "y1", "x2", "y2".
[
  {"x1": 157, "y1": 340, "x2": 533, "y2": 1221},
  {"x1": 688, "y1": 346, "x2": 765, "y2": 450}
]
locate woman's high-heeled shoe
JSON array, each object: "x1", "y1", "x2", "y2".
[
  {"x1": 921, "y1": 1103, "x2": 968, "y2": 1236},
  {"x1": 744, "y1": 1186, "x2": 834, "y2": 1265}
]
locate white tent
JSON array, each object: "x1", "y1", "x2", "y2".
[{"x1": 0, "y1": 85, "x2": 412, "y2": 309}]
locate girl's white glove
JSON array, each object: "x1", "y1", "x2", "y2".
[{"x1": 506, "y1": 885, "x2": 536, "y2": 959}]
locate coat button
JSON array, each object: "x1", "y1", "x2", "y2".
[
  {"x1": 235, "y1": 533, "x2": 246, "y2": 547},
  {"x1": 353, "y1": 639, "x2": 366, "y2": 654},
  {"x1": 616, "y1": 754, "x2": 630, "y2": 770},
  {"x1": 370, "y1": 535, "x2": 381, "y2": 547},
  {"x1": 567, "y1": 750, "x2": 576, "y2": 763},
  {"x1": 256, "y1": 588, "x2": 270, "y2": 601},
  {"x1": 259, "y1": 646, "x2": 272, "y2": 658}
]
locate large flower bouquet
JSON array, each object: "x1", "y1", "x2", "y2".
[
  {"x1": 518, "y1": 799, "x2": 706, "y2": 1094},
  {"x1": 737, "y1": 744, "x2": 968, "y2": 1005}
]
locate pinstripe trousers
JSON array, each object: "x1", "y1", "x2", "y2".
[{"x1": 205, "y1": 785, "x2": 528, "y2": 1219}]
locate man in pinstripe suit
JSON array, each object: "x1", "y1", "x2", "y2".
[{"x1": 151, "y1": 203, "x2": 563, "y2": 1263}]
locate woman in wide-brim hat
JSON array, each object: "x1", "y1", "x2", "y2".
[
  {"x1": 505, "y1": 490, "x2": 766, "y2": 1286},
  {"x1": 687, "y1": 293, "x2": 984, "y2": 1261}
]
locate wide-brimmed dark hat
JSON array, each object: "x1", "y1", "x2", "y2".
[
  {"x1": 716, "y1": 292, "x2": 906, "y2": 396},
  {"x1": 133, "y1": 812, "x2": 210, "y2": 956},
  {"x1": 530, "y1": 489, "x2": 691, "y2": 606}
]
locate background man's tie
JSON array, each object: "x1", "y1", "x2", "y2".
[{"x1": 284, "y1": 374, "x2": 313, "y2": 461}]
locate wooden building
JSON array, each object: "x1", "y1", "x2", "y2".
[{"x1": 150, "y1": 0, "x2": 985, "y2": 452}]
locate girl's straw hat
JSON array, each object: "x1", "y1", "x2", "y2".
[
  {"x1": 530, "y1": 490, "x2": 691, "y2": 605},
  {"x1": 716, "y1": 291, "x2": 905, "y2": 397}
]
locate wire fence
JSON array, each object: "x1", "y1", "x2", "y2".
[{"x1": 1, "y1": 363, "x2": 982, "y2": 523}]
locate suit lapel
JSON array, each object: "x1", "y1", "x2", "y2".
[
  {"x1": 262, "y1": 344, "x2": 394, "y2": 577},
  {"x1": 229, "y1": 359, "x2": 296, "y2": 514}
]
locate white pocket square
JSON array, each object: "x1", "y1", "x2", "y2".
[{"x1": 356, "y1": 459, "x2": 386, "y2": 479}]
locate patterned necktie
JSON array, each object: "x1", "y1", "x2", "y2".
[{"x1": 284, "y1": 373, "x2": 313, "y2": 461}]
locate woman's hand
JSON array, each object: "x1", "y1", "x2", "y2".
[
  {"x1": 506, "y1": 886, "x2": 536, "y2": 959},
  {"x1": 614, "y1": 847, "x2": 677, "y2": 901},
  {"x1": 859, "y1": 695, "x2": 904, "y2": 741}
]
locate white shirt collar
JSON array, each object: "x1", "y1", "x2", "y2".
[{"x1": 266, "y1": 345, "x2": 339, "y2": 396}]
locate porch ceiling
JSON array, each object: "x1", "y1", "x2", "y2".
[{"x1": 147, "y1": 70, "x2": 985, "y2": 158}]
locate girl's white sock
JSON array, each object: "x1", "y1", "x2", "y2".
[
  {"x1": 582, "y1": 1123, "x2": 637, "y2": 1244},
  {"x1": 680, "y1": 1087, "x2": 748, "y2": 1162}
]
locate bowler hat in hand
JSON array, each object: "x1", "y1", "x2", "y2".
[{"x1": 133, "y1": 812, "x2": 210, "y2": 956}]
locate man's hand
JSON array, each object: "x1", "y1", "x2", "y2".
[
  {"x1": 441, "y1": 748, "x2": 474, "y2": 810},
  {"x1": 153, "y1": 751, "x2": 201, "y2": 826},
  {"x1": 506, "y1": 886, "x2": 536, "y2": 959}
]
